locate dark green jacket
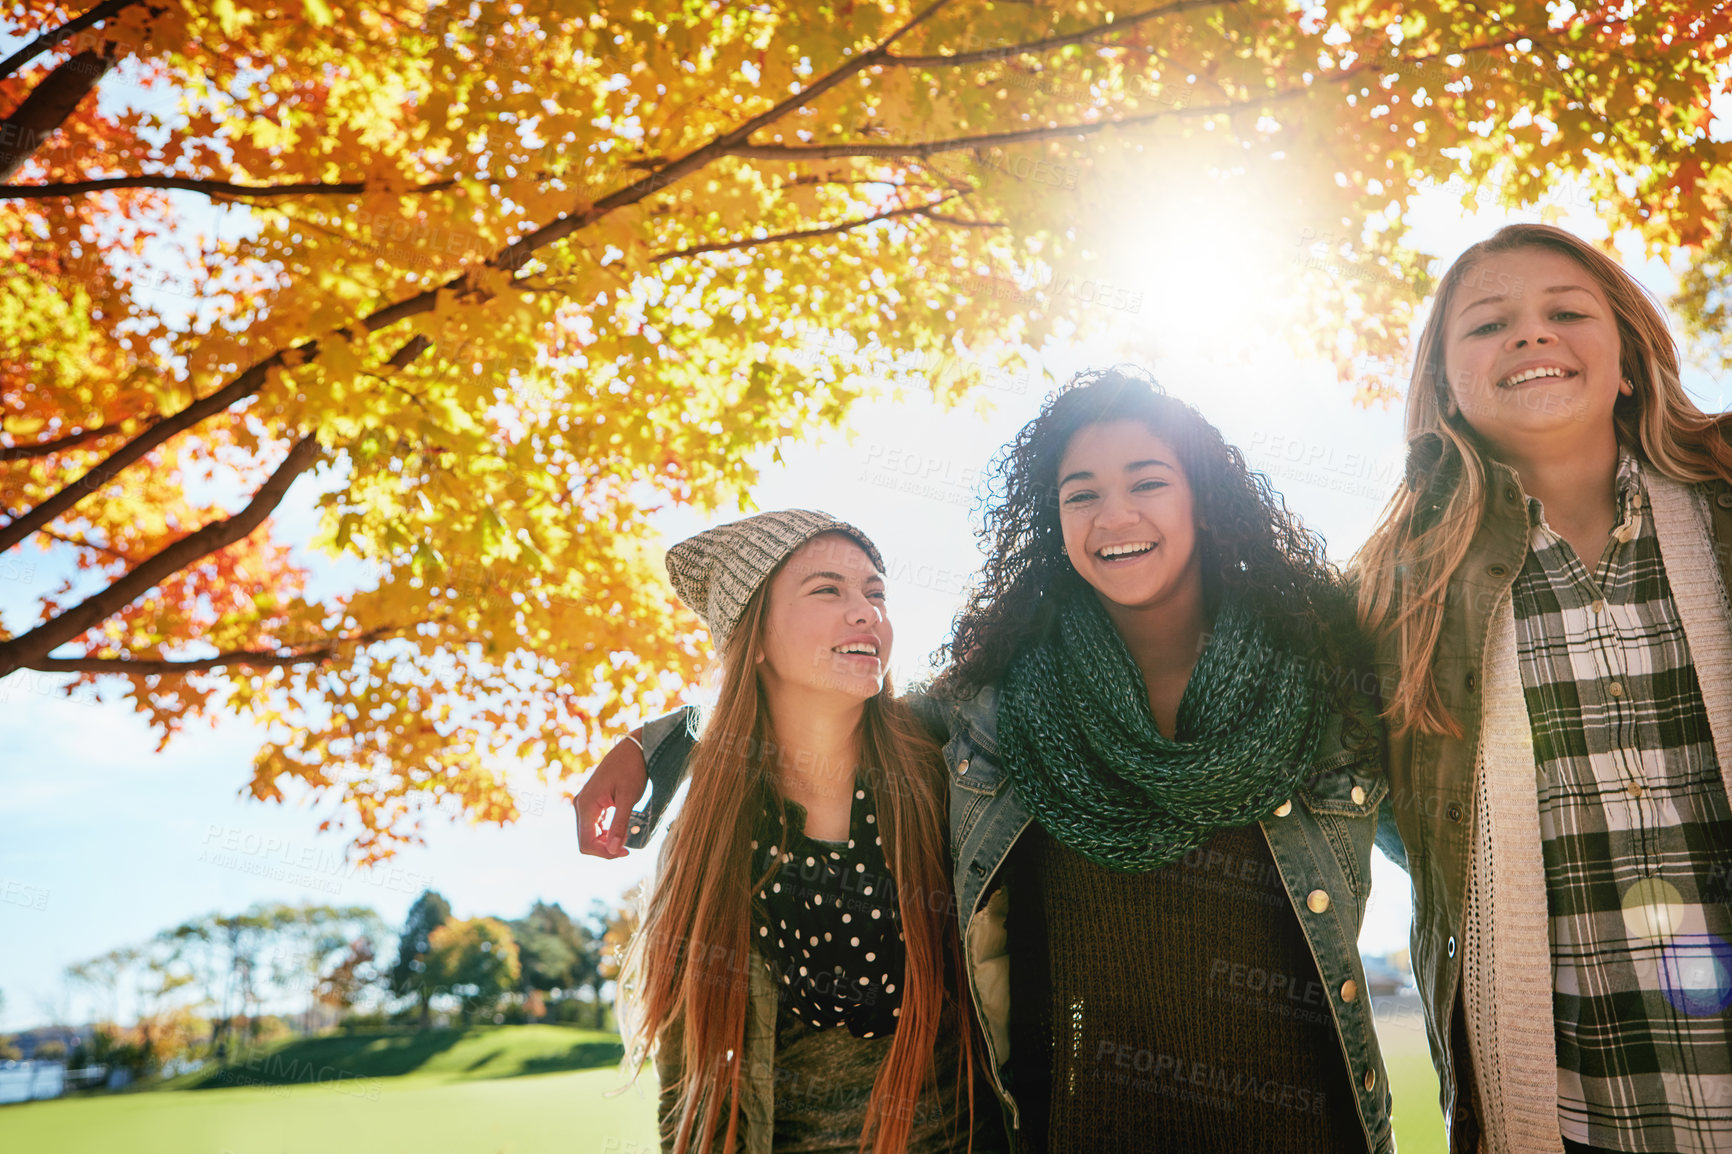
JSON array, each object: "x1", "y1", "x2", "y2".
[
  {"x1": 649, "y1": 936, "x2": 777, "y2": 1154},
  {"x1": 637, "y1": 713, "x2": 1002, "y2": 1154}
]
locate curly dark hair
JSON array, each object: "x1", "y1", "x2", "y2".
[{"x1": 933, "y1": 366, "x2": 1371, "y2": 728}]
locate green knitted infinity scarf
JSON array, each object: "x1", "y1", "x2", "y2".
[{"x1": 998, "y1": 593, "x2": 1327, "y2": 872}]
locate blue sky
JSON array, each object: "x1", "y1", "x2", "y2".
[{"x1": 4, "y1": 30, "x2": 1727, "y2": 1030}]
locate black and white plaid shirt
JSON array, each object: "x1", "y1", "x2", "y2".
[{"x1": 1510, "y1": 450, "x2": 1732, "y2": 1153}]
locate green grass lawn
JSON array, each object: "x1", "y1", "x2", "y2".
[
  {"x1": 0, "y1": 1014, "x2": 1448, "y2": 1153},
  {"x1": 162, "y1": 1023, "x2": 627, "y2": 1089},
  {"x1": 0, "y1": 1026, "x2": 662, "y2": 1154},
  {"x1": 0, "y1": 1064, "x2": 662, "y2": 1154}
]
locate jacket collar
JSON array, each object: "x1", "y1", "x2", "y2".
[
  {"x1": 948, "y1": 684, "x2": 1003, "y2": 760},
  {"x1": 1475, "y1": 458, "x2": 1536, "y2": 551}
]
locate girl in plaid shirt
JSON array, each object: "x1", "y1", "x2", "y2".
[{"x1": 1358, "y1": 223, "x2": 1732, "y2": 1154}]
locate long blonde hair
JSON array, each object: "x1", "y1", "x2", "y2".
[
  {"x1": 618, "y1": 578, "x2": 971, "y2": 1154},
  {"x1": 1356, "y1": 222, "x2": 1732, "y2": 736}
]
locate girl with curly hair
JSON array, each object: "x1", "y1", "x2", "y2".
[{"x1": 582, "y1": 368, "x2": 1404, "y2": 1153}]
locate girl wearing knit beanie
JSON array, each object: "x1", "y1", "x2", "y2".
[{"x1": 614, "y1": 512, "x2": 1003, "y2": 1154}]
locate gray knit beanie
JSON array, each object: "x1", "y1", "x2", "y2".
[{"x1": 665, "y1": 509, "x2": 886, "y2": 653}]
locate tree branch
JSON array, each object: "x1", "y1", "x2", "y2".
[
  {"x1": 0, "y1": 419, "x2": 135, "y2": 460},
  {"x1": 0, "y1": 46, "x2": 117, "y2": 183},
  {"x1": 0, "y1": 346, "x2": 316, "y2": 555},
  {"x1": 920, "y1": 213, "x2": 1007, "y2": 229},
  {"x1": 26, "y1": 628, "x2": 398, "y2": 675},
  {"x1": 32, "y1": 650, "x2": 324, "y2": 674},
  {"x1": 0, "y1": 0, "x2": 138, "y2": 86},
  {"x1": 887, "y1": 0, "x2": 1235, "y2": 69},
  {"x1": 0, "y1": 434, "x2": 323, "y2": 679},
  {"x1": 385, "y1": 334, "x2": 434, "y2": 370},
  {"x1": 38, "y1": 527, "x2": 133, "y2": 561},
  {"x1": 650, "y1": 197, "x2": 969, "y2": 262},
  {"x1": 0, "y1": 294, "x2": 432, "y2": 562},
  {"x1": 729, "y1": 32, "x2": 1547, "y2": 166},
  {"x1": 488, "y1": 0, "x2": 959, "y2": 272},
  {"x1": 171, "y1": 0, "x2": 965, "y2": 390},
  {"x1": 729, "y1": 98, "x2": 1235, "y2": 160},
  {"x1": 0, "y1": 175, "x2": 460, "y2": 201}
]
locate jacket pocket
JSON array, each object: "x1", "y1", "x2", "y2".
[
  {"x1": 949, "y1": 736, "x2": 1005, "y2": 798},
  {"x1": 1297, "y1": 750, "x2": 1389, "y2": 817},
  {"x1": 947, "y1": 739, "x2": 1004, "y2": 853},
  {"x1": 1298, "y1": 752, "x2": 1388, "y2": 902}
]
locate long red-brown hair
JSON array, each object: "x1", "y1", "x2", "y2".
[{"x1": 619, "y1": 572, "x2": 973, "y2": 1154}]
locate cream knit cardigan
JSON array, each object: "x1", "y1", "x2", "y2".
[{"x1": 1462, "y1": 472, "x2": 1732, "y2": 1154}]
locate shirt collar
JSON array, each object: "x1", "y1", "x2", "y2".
[
  {"x1": 1613, "y1": 446, "x2": 1646, "y2": 515},
  {"x1": 1524, "y1": 446, "x2": 1646, "y2": 531}
]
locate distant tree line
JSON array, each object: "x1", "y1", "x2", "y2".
[{"x1": 4, "y1": 890, "x2": 631, "y2": 1084}]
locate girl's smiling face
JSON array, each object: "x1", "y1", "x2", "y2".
[
  {"x1": 1443, "y1": 246, "x2": 1630, "y2": 454},
  {"x1": 1056, "y1": 420, "x2": 1203, "y2": 612},
  {"x1": 757, "y1": 532, "x2": 892, "y2": 701}
]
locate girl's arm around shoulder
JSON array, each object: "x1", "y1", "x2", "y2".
[{"x1": 573, "y1": 706, "x2": 700, "y2": 855}]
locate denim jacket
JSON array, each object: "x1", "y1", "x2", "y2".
[
  {"x1": 632, "y1": 692, "x2": 1406, "y2": 1152},
  {"x1": 925, "y1": 686, "x2": 1406, "y2": 1153}
]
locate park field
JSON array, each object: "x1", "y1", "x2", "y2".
[{"x1": 0, "y1": 1011, "x2": 1445, "y2": 1153}]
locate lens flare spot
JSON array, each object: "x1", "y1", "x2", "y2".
[
  {"x1": 1619, "y1": 877, "x2": 1684, "y2": 941},
  {"x1": 1659, "y1": 936, "x2": 1732, "y2": 1017}
]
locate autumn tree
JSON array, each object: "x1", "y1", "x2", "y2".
[
  {"x1": 157, "y1": 914, "x2": 269, "y2": 1054},
  {"x1": 64, "y1": 939, "x2": 197, "y2": 1067},
  {"x1": 2, "y1": 1, "x2": 1727, "y2": 856},
  {"x1": 156, "y1": 900, "x2": 380, "y2": 1052},
  {"x1": 268, "y1": 903, "x2": 388, "y2": 1025},
  {"x1": 65, "y1": 945, "x2": 136, "y2": 1026},
  {"x1": 314, "y1": 936, "x2": 380, "y2": 1017},
  {"x1": 423, "y1": 916, "x2": 521, "y2": 1020}
]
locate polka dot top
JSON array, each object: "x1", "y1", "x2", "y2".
[{"x1": 751, "y1": 777, "x2": 905, "y2": 1040}]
